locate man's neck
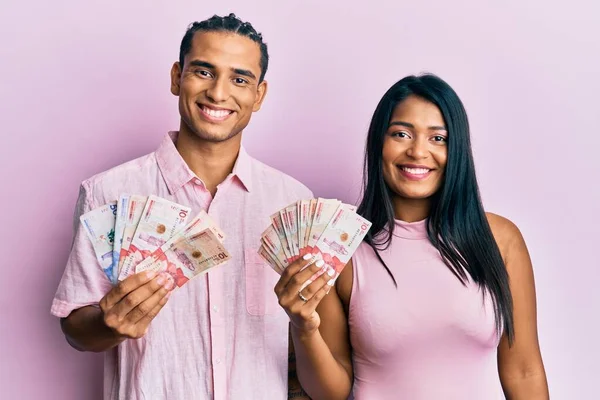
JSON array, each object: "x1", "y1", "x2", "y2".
[{"x1": 175, "y1": 128, "x2": 242, "y2": 196}]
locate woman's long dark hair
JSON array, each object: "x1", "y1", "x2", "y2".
[{"x1": 356, "y1": 74, "x2": 514, "y2": 343}]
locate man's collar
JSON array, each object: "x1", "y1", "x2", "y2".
[{"x1": 156, "y1": 131, "x2": 253, "y2": 194}]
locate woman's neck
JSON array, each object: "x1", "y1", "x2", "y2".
[{"x1": 392, "y1": 196, "x2": 431, "y2": 222}]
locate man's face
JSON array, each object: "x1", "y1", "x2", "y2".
[{"x1": 171, "y1": 31, "x2": 267, "y2": 142}]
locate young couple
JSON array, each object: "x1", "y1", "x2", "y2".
[{"x1": 52, "y1": 13, "x2": 549, "y2": 400}]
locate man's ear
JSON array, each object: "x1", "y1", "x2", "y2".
[
  {"x1": 170, "y1": 62, "x2": 182, "y2": 96},
  {"x1": 253, "y1": 80, "x2": 268, "y2": 112}
]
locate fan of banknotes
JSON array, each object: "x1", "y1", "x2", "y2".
[
  {"x1": 79, "y1": 194, "x2": 230, "y2": 288},
  {"x1": 258, "y1": 198, "x2": 372, "y2": 278}
]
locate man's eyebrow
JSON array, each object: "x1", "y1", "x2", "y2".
[
  {"x1": 232, "y1": 68, "x2": 256, "y2": 80},
  {"x1": 187, "y1": 60, "x2": 215, "y2": 69},
  {"x1": 187, "y1": 60, "x2": 257, "y2": 80}
]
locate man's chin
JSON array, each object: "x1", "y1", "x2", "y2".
[{"x1": 191, "y1": 128, "x2": 240, "y2": 143}]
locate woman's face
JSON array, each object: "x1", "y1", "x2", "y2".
[{"x1": 382, "y1": 95, "x2": 448, "y2": 206}]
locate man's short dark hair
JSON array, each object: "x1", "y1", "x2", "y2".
[{"x1": 179, "y1": 13, "x2": 269, "y2": 82}]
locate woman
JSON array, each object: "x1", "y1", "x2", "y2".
[{"x1": 275, "y1": 74, "x2": 549, "y2": 399}]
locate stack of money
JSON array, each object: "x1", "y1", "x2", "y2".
[
  {"x1": 79, "y1": 194, "x2": 230, "y2": 288},
  {"x1": 258, "y1": 198, "x2": 372, "y2": 280}
]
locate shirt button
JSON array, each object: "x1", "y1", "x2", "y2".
[
  {"x1": 215, "y1": 358, "x2": 221, "y2": 365},
  {"x1": 194, "y1": 179, "x2": 202, "y2": 185},
  {"x1": 212, "y1": 305, "x2": 219, "y2": 313}
]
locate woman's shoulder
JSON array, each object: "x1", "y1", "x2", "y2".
[{"x1": 485, "y1": 212, "x2": 526, "y2": 264}]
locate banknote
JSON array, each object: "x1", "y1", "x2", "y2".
[
  {"x1": 135, "y1": 229, "x2": 230, "y2": 287},
  {"x1": 281, "y1": 204, "x2": 300, "y2": 259},
  {"x1": 300, "y1": 199, "x2": 318, "y2": 256},
  {"x1": 297, "y1": 200, "x2": 310, "y2": 251},
  {"x1": 119, "y1": 195, "x2": 190, "y2": 280},
  {"x1": 134, "y1": 209, "x2": 224, "y2": 269},
  {"x1": 80, "y1": 201, "x2": 118, "y2": 282},
  {"x1": 312, "y1": 203, "x2": 372, "y2": 279},
  {"x1": 117, "y1": 195, "x2": 147, "y2": 276},
  {"x1": 257, "y1": 244, "x2": 284, "y2": 274},
  {"x1": 261, "y1": 225, "x2": 290, "y2": 268},
  {"x1": 260, "y1": 238, "x2": 285, "y2": 271},
  {"x1": 111, "y1": 194, "x2": 130, "y2": 284},
  {"x1": 175, "y1": 209, "x2": 225, "y2": 244},
  {"x1": 269, "y1": 211, "x2": 293, "y2": 261},
  {"x1": 306, "y1": 198, "x2": 341, "y2": 254},
  {"x1": 259, "y1": 198, "x2": 372, "y2": 281}
]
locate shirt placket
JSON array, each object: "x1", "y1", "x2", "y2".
[
  {"x1": 205, "y1": 183, "x2": 227, "y2": 400},
  {"x1": 208, "y1": 272, "x2": 226, "y2": 399}
]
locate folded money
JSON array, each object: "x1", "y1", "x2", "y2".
[
  {"x1": 79, "y1": 194, "x2": 230, "y2": 287},
  {"x1": 119, "y1": 195, "x2": 191, "y2": 280},
  {"x1": 80, "y1": 201, "x2": 118, "y2": 283},
  {"x1": 258, "y1": 198, "x2": 371, "y2": 281},
  {"x1": 136, "y1": 228, "x2": 230, "y2": 288}
]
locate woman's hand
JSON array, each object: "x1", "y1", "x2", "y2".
[{"x1": 274, "y1": 254, "x2": 336, "y2": 336}]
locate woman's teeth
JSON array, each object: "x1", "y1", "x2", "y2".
[{"x1": 401, "y1": 167, "x2": 430, "y2": 174}]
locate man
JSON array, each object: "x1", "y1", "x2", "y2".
[{"x1": 52, "y1": 13, "x2": 312, "y2": 399}]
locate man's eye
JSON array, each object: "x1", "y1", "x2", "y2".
[
  {"x1": 234, "y1": 77, "x2": 248, "y2": 85},
  {"x1": 195, "y1": 70, "x2": 212, "y2": 78}
]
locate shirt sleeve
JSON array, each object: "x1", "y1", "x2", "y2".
[{"x1": 50, "y1": 181, "x2": 113, "y2": 318}]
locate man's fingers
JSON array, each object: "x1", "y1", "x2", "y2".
[
  {"x1": 101, "y1": 271, "x2": 158, "y2": 311},
  {"x1": 109, "y1": 273, "x2": 172, "y2": 317},
  {"x1": 137, "y1": 291, "x2": 173, "y2": 331},
  {"x1": 126, "y1": 277, "x2": 175, "y2": 324}
]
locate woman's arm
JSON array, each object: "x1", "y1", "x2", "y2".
[
  {"x1": 488, "y1": 213, "x2": 549, "y2": 399},
  {"x1": 276, "y1": 256, "x2": 353, "y2": 400}
]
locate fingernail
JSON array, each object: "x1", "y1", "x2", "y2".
[
  {"x1": 165, "y1": 279, "x2": 174, "y2": 290},
  {"x1": 303, "y1": 253, "x2": 313, "y2": 260},
  {"x1": 145, "y1": 271, "x2": 157, "y2": 279},
  {"x1": 327, "y1": 278, "x2": 335, "y2": 286},
  {"x1": 327, "y1": 266, "x2": 335, "y2": 277},
  {"x1": 156, "y1": 275, "x2": 166, "y2": 285},
  {"x1": 315, "y1": 259, "x2": 324, "y2": 268}
]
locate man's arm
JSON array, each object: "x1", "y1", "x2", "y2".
[
  {"x1": 61, "y1": 271, "x2": 174, "y2": 352},
  {"x1": 61, "y1": 306, "x2": 124, "y2": 352}
]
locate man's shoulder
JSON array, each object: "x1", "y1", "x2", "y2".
[
  {"x1": 250, "y1": 157, "x2": 313, "y2": 198},
  {"x1": 80, "y1": 152, "x2": 158, "y2": 206}
]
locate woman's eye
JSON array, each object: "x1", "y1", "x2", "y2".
[
  {"x1": 391, "y1": 131, "x2": 410, "y2": 138},
  {"x1": 433, "y1": 135, "x2": 447, "y2": 142}
]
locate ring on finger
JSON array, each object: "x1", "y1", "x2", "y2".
[{"x1": 298, "y1": 290, "x2": 309, "y2": 303}]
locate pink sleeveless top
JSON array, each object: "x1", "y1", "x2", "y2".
[{"x1": 348, "y1": 219, "x2": 504, "y2": 399}]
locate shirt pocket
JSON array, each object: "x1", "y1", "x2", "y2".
[{"x1": 244, "y1": 248, "x2": 280, "y2": 316}]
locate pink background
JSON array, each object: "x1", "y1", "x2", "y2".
[{"x1": 1, "y1": 1, "x2": 598, "y2": 398}]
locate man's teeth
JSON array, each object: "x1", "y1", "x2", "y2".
[
  {"x1": 203, "y1": 107, "x2": 231, "y2": 118},
  {"x1": 401, "y1": 167, "x2": 430, "y2": 174}
]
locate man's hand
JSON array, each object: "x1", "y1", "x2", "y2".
[{"x1": 100, "y1": 270, "x2": 175, "y2": 339}]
